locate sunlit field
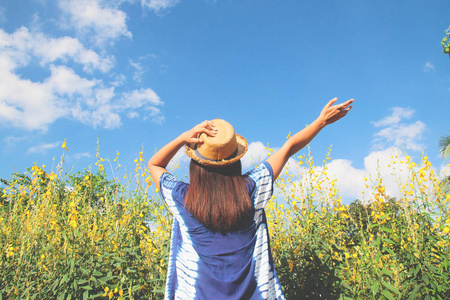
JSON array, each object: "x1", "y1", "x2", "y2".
[{"x1": 1, "y1": 142, "x2": 449, "y2": 299}]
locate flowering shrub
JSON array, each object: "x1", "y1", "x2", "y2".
[
  {"x1": 1, "y1": 143, "x2": 449, "y2": 299},
  {"x1": 0, "y1": 146, "x2": 170, "y2": 299},
  {"x1": 268, "y1": 150, "x2": 450, "y2": 299}
]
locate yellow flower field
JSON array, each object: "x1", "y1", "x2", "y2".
[{"x1": 1, "y1": 144, "x2": 449, "y2": 299}]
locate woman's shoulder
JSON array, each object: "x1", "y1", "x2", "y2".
[
  {"x1": 160, "y1": 173, "x2": 188, "y2": 198},
  {"x1": 244, "y1": 161, "x2": 273, "y2": 180}
]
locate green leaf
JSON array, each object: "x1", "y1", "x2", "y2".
[
  {"x1": 381, "y1": 226, "x2": 393, "y2": 233},
  {"x1": 57, "y1": 292, "x2": 66, "y2": 300},
  {"x1": 382, "y1": 281, "x2": 400, "y2": 295},
  {"x1": 131, "y1": 285, "x2": 141, "y2": 292},
  {"x1": 92, "y1": 270, "x2": 103, "y2": 277},
  {"x1": 52, "y1": 279, "x2": 60, "y2": 291},
  {"x1": 81, "y1": 286, "x2": 93, "y2": 290},
  {"x1": 372, "y1": 281, "x2": 380, "y2": 295},
  {"x1": 89, "y1": 292, "x2": 106, "y2": 299},
  {"x1": 83, "y1": 290, "x2": 89, "y2": 300},
  {"x1": 61, "y1": 274, "x2": 69, "y2": 284},
  {"x1": 381, "y1": 290, "x2": 395, "y2": 300},
  {"x1": 414, "y1": 265, "x2": 421, "y2": 276},
  {"x1": 69, "y1": 259, "x2": 75, "y2": 275},
  {"x1": 80, "y1": 266, "x2": 89, "y2": 275},
  {"x1": 409, "y1": 283, "x2": 423, "y2": 300},
  {"x1": 340, "y1": 281, "x2": 352, "y2": 291},
  {"x1": 381, "y1": 269, "x2": 393, "y2": 278}
]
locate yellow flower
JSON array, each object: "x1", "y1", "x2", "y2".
[{"x1": 61, "y1": 140, "x2": 69, "y2": 151}]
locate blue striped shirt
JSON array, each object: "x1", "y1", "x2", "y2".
[{"x1": 160, "y1": 162, "x2": 285, "y2": 300}]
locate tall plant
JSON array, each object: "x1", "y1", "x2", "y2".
[{"x1": 442, "y1": 25, "x2": 450, "y2": 57}]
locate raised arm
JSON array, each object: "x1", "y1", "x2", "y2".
[
  {"x1": 266, "y1": 98, "x2": 354, "y2": 180},
  {"x1": 148, "y1": 121, "x2": 217, "y2": 189}
]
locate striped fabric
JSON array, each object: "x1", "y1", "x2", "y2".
[{"x1": 159, "y1": 162, "x2": 285, "y2": 300}]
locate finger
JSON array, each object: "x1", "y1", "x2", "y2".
[
  {"x1": 326, "y1": 97, "x2": 338, "y2": 108},
  {"x1": 342, "y1": 105, "x2": 353, "y2": 112},
  {"x1": 339, "y1": 106, "x2": 352, "y2": 117},
  {"x1": 189, "y1": 137, "x2": 204, "y2": 144},
  {"x1": 202, "y1": 120, "x2": 217, "y2": 132},
  {"x1": 342, "y1": 99, "x2": 354, "y2": 108},
  {"x1": 196, "y1": 127, "x2": 217, "y2": 137}
]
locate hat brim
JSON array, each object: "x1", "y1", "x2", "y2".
[{"x1": 185, "y1": 134, "x2": 248, "y2": 167}]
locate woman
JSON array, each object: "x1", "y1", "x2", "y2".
[{"x1": 148, "y1": 98, "x2": 354, "y2": 299}]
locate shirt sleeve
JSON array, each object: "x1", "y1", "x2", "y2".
[
  {"x1": 245, "y1": 161, "x2": 274, "y2": 212},
  {"x1": 159, "y1": 172, "x2": 184, "y2": 218}
]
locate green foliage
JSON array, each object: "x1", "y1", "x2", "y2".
[
  {"x1": 0, "y1": 154, "x2": 170, "y2": 299},
  {"x1": 1, "y1": 146, "x2": 450, "y2": 299},
  {"x1": 442, "y1": 25, "x2": 450, "y2": 57},
  {"x1": 268, "y1": 150, "x2": 450, "y2": 299}
]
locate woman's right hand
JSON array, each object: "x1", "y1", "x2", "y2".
[
  {"x1": 319, "y1": 98, "x2": 354, "y2": 126},
  {"x1": 183, "y1": 120, "x2": 217, "y2": 144}
]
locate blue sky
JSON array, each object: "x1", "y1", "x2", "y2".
[{"x1": 0, "y1": 0, "x2": 449, "y2": 203}]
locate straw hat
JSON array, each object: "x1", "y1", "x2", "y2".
[{"x1": 185, "y1": 119, "x2": 248, "y2": 167}]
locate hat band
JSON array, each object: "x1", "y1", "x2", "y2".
[{"x1": 194, "y1": 147, "x2": 239, "y2": 162}]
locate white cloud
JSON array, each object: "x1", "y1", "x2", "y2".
[
  {"x1": 72, "y1": 152, "x2": 92, "y2": 160},
  {"x1": 28, "y1": 141, "x2": 60, "y2": 153},
  {"x1": 140, "y1": 0, "x2": 179, "y2": 13},
  {"x1": 374, "y1": 121, "x2": 426, "y2": 151},
  {"x1": 172, "y1": 146, "x2": 190, "y2": 167},
  {"x1": 0, "y1": 58, "x2": 63, "y2": 131},
  {"x1": 0, "y1": 27, "x2": 113, "y2": 73},
  {"x1": 372, "y1": 107, "x2": 426, "y2": 151},
  {"x1": 372, "y1": 107, "x2": 414, "y2": 127},
  {"x1": 3, "y1": 135, "x2": 28, "y2": 149},
  {"x1": 127, "y1": 111, "x2": 139, "y2": 119},
  {"x1": 326, "y1": 159, "x2": 366, "y2": 198},
  {"x1": 423, "y1": 61, "x2": 435, "y2": 73},
  {"x1": 0, "y1": 26, "x2": 164, "y2": 131},
  {"x1": 241, "y1": 141, "x2": 268, "y2": 170},
  {"x1": 58, "y1": 0, "x2": 132, "y2": 44},
  {"x1": 47, "y1": 65, "x2": 98, "y2": 96},
  {"x1": 129, "y1": 59, "x2": 145, "y2": 82},
  {"x1": 441, "y1": 164, "x2": 450, "y2": 180},
  {"x1": 121, "y1": 88, "x2": 163, "y2": 108},
  {"x1": 121, "y1": 88, "x2": 164, "y2": 123}
]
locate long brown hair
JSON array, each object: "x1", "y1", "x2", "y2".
[{"x1": 185, "y1": 159, "x2": 253, "y2": 233}]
